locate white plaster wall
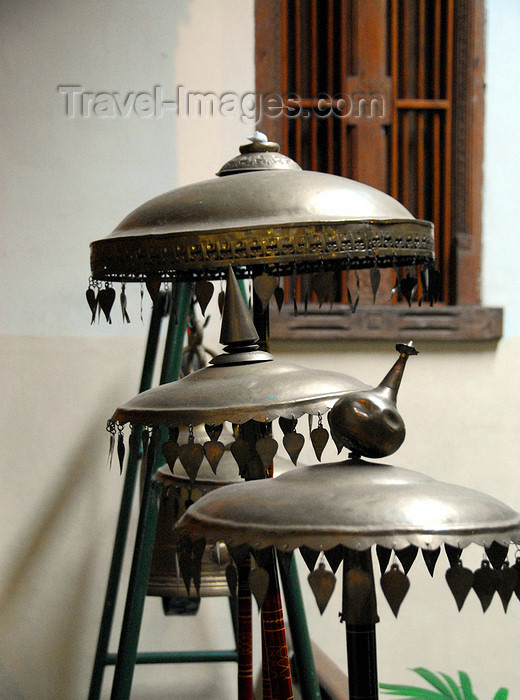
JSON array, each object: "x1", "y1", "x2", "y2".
[
  {"x1": 0, "y1": 1, "x2": 519, "y2": 699},
  {"x1": 482, "y1": 0, "x2": 520, "y2": 338}
]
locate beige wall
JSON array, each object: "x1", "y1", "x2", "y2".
[{"x1": 1, "y1": 1, "x2": 519, "y2": 699}]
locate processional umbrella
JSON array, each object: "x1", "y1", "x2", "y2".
[
  {"x1": 92, "y1": 133, "x2": 436, "y2": 699},
  {"x1": 108, "y1": 265, "x2": 422, "y2": 699},
  {"x1": 88, "y1": 132, "x2": 436, "y2": 322},
  {"x1": 176, "y1": 412, "x2": 520, "y2": 700}
]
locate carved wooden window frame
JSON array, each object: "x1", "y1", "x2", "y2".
[{"x1": 255, "y1": 0, "x2": 502, "y2": 341}]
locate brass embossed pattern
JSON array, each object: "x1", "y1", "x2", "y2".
[{"x1": 91, "y1": 219, "x2": 434, "y2": 282}]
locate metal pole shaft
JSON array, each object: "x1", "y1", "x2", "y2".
[
  {"x1": 345, "y1": 625, "x2": 378, "y2": 700},
  {"x1": 251, "y1": 273, "x2": 321, "y2": 700},
  {"x1": 342, "y1": 548, "x2": 379, "y2": 700}
]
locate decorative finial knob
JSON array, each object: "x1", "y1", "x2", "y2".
[
  {"x1": 216, "y1": 134, "x2": 301, "y2": 176},
  {"x1": 329, "y1": 342, "x2": 419, "y2": 458}
]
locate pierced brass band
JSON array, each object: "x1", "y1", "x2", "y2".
[{"x1": 90, "y1": 219, "x2": 434, "y2": 282}]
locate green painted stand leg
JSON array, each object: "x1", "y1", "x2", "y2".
[
  {"x1": 88, "y1": 295, "x2": 168, "y2": 700},
  {"x1": 88, "y1": 284, "x2": 191, "y2": 700},
  {"x1": 109, "y1": 446, "x2": 161, "y2": 700},
  {"x1": 278, "y1": 553, "x2": 321, "y2": 700},
  {"x1": 108, "y1": 282, "x2": 192, "y2": 700}
]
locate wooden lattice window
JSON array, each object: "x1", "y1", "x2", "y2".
[{"x1": 256, "y1": 0, "x2": 502, "y2": 340}]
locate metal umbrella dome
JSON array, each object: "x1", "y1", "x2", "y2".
[
  {"x1": 175, "y1": 454, "x2": 520, "y2": 700},
  {"x1": 107, "y1": 267, "x2": 418, "y2": 481},
  {"x1": 176, "y1": 459, "x2": 520, "y2": 553},
  {"x1": 90, "y1": 134, "x2": 434, "y2": 285}
]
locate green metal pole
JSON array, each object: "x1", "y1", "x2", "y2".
[
  {"x1": 160, "y1": 282, "x2": 192, "y2": 384},
  {"x1": 88, "y1": 294, "x2": 168, "y2": 700},
  {"x1": 109, "y1": 282, "x2": 192, "y2": 700},
  {"x1": 278, "y1": 554, "x2": 321, "y2": 700},
  {"x1": 106, "y1": 650, "x2": 238, "y2": 665}
]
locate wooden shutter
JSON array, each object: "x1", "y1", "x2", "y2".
[{"x1": 256, "y1": 0, "x2": 502, "y2": 340}]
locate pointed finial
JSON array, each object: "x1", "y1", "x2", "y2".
[
  {"x1": 378, "y1": 341, "x2": 419, "y2": 402},
  {"x1": 220, "y1": 266, "x2": 258, "y2": 347},
  {"x1": 211, "y1": 267, "x2": 273, "y2": 366}
]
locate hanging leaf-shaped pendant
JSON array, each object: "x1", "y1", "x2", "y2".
[
  {"x1": 347, "y1": 285, "x2": 359, "y2": 313},
  {"x1": 86, "y1": 287, "x2": 97, "y2": 324},
  {"x1": 496, "y1": 563, "x2": 518, "y2": 612},
  {"x1": 274, "y1": 285, "x2": 285, "y2": 312},
  {"x1": 230, "y1": 438, "x2": 251, "y2": 476},
  {"x1": 445, "y1": 561, "x2": 474, "y2": 611},
  {"x1": 310, "y1": 426, "x2": 329, "y2": 461},
  {"x1": 204, "y1": 440, "x2": 226, "y2": 473},
  {"x1": 473, "y1": 561, "x2": 498, "y2": 612},
  {"x1": 117, "y1": 431, "x2": 125, "y2": 475},
  {"x1": 422, "y1": 547, "x2": 441, "y2": 577},
  {"x1": 311, "y1": 270, "x2": 335, "y2": 307},
  {"x1": 120, "y1": 284, "x2": 131, "y2": 323},
  {"x1": 178, "y1": 442, "x2": 204, "y2": 484},
  {"x1": 162, "y1": 440, "x2": 179, "y2": 473},
  {"x1": 370, "y1": 266, "x2": 381, "y2": 303},
  {"x1": 308, "y1": 563, "x2": 336, "y2": 615},
  {"x1": 283, "y1": 432, "x2": 305, "y2": 466},
  {"x1": 249, "y1": 567, "x2": 270, "y2": 610},
  {"x1": 381, "y1": 565, "x2": 410, "y2": 617},
  {"x1": 253, "y1": 273, "x2": 278, "y2": 311},
  {"x1": 195, "y1": 280, "x2": 214, "y2": 316},
  {"x1": 97, "y1": 287, "x2": 116, "y2": 323},
  {"x1": 400, "y1": 274, "x2": 418, "y2": 306},
  {"x1": 255, "y1": 436, "x2": 278, "y2": 468}
]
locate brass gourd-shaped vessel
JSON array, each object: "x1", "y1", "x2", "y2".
[{"x1": 329, "y1": 342, "x2": 418, "y2": 458}]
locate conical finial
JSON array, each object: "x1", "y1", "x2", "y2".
[
  {"x1": 219, "y1": 266, "x2": 259, "y2": 347},
  {"x1": 211, "y1": 267, "x2": 273, "y2": 366}
]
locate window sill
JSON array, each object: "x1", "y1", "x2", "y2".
[{"x1": 269, "y1": 305, "x2": 503, "y2": 342}]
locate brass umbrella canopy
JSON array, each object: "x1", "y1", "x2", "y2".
[
  {"x1": 90, "y1": 133, "x2": 435, "y2": 286},
  {"x1": 176, "y1": 436, "x2": 520, "y2": 700},
  {"x1": 109, "y1": 267, "x2": 418, "y2": 481},
  {"x1": 107, "y1": 267, "x2": 425, "y2": 700},
  {"x1": 90, "y1": 134, "x2": 435, "y2": 699}
]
